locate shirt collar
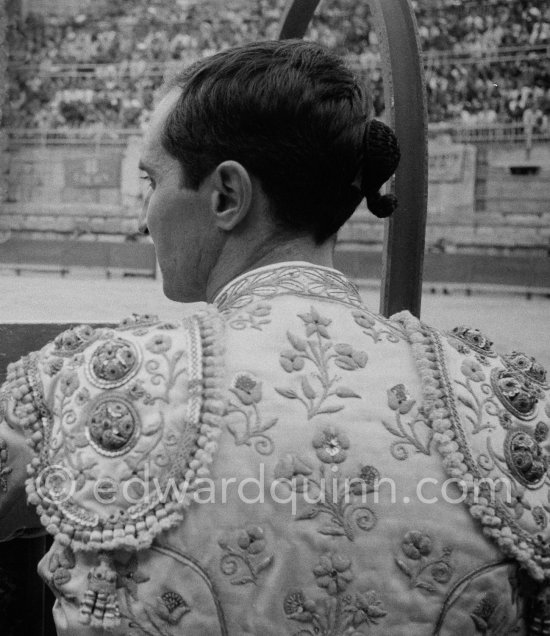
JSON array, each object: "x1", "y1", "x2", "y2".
[{"x1": 213, "y1": 261, "x2": 363, "y2": 311}]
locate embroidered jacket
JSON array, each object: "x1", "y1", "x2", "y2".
[{"x1": 1, "y1": 262, "x2": 549, "y2": 635}]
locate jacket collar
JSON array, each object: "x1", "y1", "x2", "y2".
[{"x1": 213, "y1": 261, "x2": 363, "y2": 311}]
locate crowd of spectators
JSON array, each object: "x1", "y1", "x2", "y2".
[{"x1": 4, "y1": 0, "x2": 550, "y2": 130}]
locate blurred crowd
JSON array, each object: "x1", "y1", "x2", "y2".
[{"x1": 5, "y1": 0, "x2": 550, "y2": 130}]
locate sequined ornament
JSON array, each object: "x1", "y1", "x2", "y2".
[
  {"x1": 492, "y1": 368, "x2": 539, "y2": 420},
  {"x1": 504, "y1": 430, "x2": 548, "y2": 489},
  {"x1": 53, "y1": 325, "x2": 97, "y2": 357},
  {"x1": 450, "y1": 326, "x2": 496, "y2": 357},
  {"x1": 87, "y1": 338, "x2": 141, "y2": 388},
  {"x1": 503, "y1": 351, "x2": 549, "y2": 389},
  {"x1": 85, "y1": 395, "x2": 139, "y2": 456},
  {"x1": 117, "y1": 313, "x2": 160, "y2": 331}
]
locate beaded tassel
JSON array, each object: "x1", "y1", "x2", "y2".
[
  {"x1": 529, "y1": 582, "x2": 550, "y2": 636},
  {"x1": 79, "y1": 553, "x2": 121, "y2": 631}
]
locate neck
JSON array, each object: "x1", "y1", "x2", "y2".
[{"x1": 205, "y1": 236, "x2": 335, "y2": 302}]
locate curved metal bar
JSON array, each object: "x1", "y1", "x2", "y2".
[
  {"x1": 277, "y1": 0, "x2": 428, "y2": 318},
  {"x1": 370, "y1": 0, "x2": 428, "y2": 318},
  {"x1": 278, "y1": 0, "x2": 321, "y2": 39}
]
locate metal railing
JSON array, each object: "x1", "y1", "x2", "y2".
[
  {"x1": 428, "y1": 122, "x2": 550, "y2": 144},
  {"x1": 6, "y1": 127, "x2": 143, "y2": 146},
  {"x1": 7, "y1": 122, "x2": 549, "y2": 147},
  {"x1": 7, "y1": 44, "x2": 549, "y2": 77}
]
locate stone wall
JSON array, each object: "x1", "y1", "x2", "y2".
[
  {"x1": 2, "y1": 136, "x2": 549, "y2": 254},
  {"x1": 1, "y1": 136, "x2": 142, "y2": 240},
  {"x1": 340, "y1": 140, "x2": 550, "y2": 255}
]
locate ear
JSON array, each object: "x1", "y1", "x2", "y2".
[{"x1": 209, "y1": 161, "x2": 253, "y2": 231}]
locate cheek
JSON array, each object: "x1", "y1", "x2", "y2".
[
  {"x1": 147, "y1": 189, "x2": 209, "y2": 270},
  {"x1": 147, "y1": 190, "x2": 185, "y2": 246}
]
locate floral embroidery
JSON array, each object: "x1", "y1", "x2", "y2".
[
  {"x1": 532, "y1": 506, "x2": 548, "y2": 530},
  {"x1": 280, "y1": 349, "x2": 305, "y2": 372},
  {"x1": 74, "y1": 387, "x2": 91, "y2": 406},
  {"x1": 66, "y1": 452, "x2": 98, "y2": 491},
  {"x1": 274, "y1": 454, "x2": 314, "y2": 491},
  {"x1": 274, "y1": 427, "x2": 378, "y2": 541},
  {"x1": 461, "y1": 359, "x2": 486, "y2": 383},
  {"x1": 115, "y1": 553, "x2": 150, "y2": 601},
  {"x1": 387, "y1": 383, "x2": 416, "y2": 414},
  {"x1": 114, "y1": 555, "x2": 190, "y2": 636},
  {"x1": 226, "y1": 373, "x2": 278, "y2": 455},
  {"x1": 470, "y1": 591, "x2": 518, "y2": 635},
  {"x1": 218, "y1": 525, "x2": 273, "y2": 585},
  {"x1": 113, "y1": 550, "x2": 198, "y2": 634},
  {"x1": 503, "y1": 482, "x2": 532, "y2": 520},
  {"x1": 86, "y1": 395, "x2": 140, "y2": 456},
  {"x1": 300, "y1": 307, "x2": 332, "y2": 339},
  {"x1": 283, "y1": 590, "x2": 317, "y2": 622},
  {"x1": 228, "y1": 302, "x2": 272, "y2": 331},
  {"x1": 312, "y1": 427, "x2": 350, "y2": 464},
  {"x1": 155, "y1": 591, "x2": 190, "y2": 625},
  {"x1": 314, "y1": 554, "x2": 354, "y2": 595},
  {"x1": 450, "y1": 326, "x2": 496, "y2": 358},
  {"x1": 333, "y1": 344, "x2": 368, "y2": 371},
  {"x1": 22, "y1": 309, "x2": 225, "y2": 555},
  {"x1": 142, "y1": 340, "x2": 187, "y2": 405},
  {"x1": 48, "y1": 547, "x2": 76, "y2": 592},
  {"x1": 350, "y1": 465, "x2": 381, "y2": 496},
  {"x1": 126, "y1": 380, "x2": 147, "y2": 401},
  {"x1": 275, "y1": 307, "x2": 364, "y2": 419},
  {"x1": 283, "y1": 553, "x2": 387, "y2": 635},
  {"x1": 231, "y1": 373, "x2": 262, "y2": 405},
  {"x1": 395, "y1": 310, "x2": 550, "y2": 582},
  {"x1": 498, "y1": 410, "x2": 514, "y2": 430},
  {"x1": 0, "y1": 438, "x2": 13, "y2": 493},
  {"x1": 492, "y1": 368, "x2": 539, "y2": 420},
  {"x1": 54, "y1": 325, "x2": 97, "y2": 357},
  {"x1": 433, "y1": 561, "x2": 523, "y2": 635},
  {"x1": 87, "y1": 339, "x2": 140, "y2": 388},
  {"x1": 59, "y1": 370, "x2": 80, "y2": 397},
  {"x1": 448, "y1": 338, "x2": 471, "y2": 356},
  {"x1": 146, "y1": 334, "x2": 172, "y2": 355},
  {"x1": 395, "y1": 531, "x2": 453, "y2": 593},
  {"x1": 42, "y1": 356, "x2": 64, "y2": 377},
  {"x1": 454, "y1": 365, "x2": 500, "y2": 433},
  {"x1": 535, "y1": 421, "x2": 549, "y2": 443},
  {"x1": 382, "y1": 383, "x2": 432, "y2": 459},
  {"x1": 352, "y1": 309, "x2": 402, "y2": 343}
]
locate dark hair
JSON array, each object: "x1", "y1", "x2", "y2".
[{"x1": 162, "y1": 40, "x2": 400, "y2": 243}]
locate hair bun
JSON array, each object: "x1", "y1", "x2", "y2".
[
  {"x1": 366, "y1": 191, "x2": 398, "y2": 219},
  {"x1": 361, "y1": 119, "x2": 401, "y2": 218}
]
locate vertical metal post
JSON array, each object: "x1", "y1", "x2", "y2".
[
  {"x1": 278, "y1": 0, "x2": 428, "y2": 318},
  {"x1": 369, "y1": 0, "x2": 428, "y2": 317},
  {"x1": 278, "y1": 0, "x2": 321, "y2": 40},
  {"x1": 0, "y1": 0, "x2": 8, "y2": 205}
]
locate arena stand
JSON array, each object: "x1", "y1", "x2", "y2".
[
  {"x1": 0, "y1": 5, "x2": 549, "y2": 636},
  {"x1": 4, "y1": 0, "x2": 550, "y2": 129},
  {"x1": 1, "y1": 0, "x2": 550, "y2": 284}
]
